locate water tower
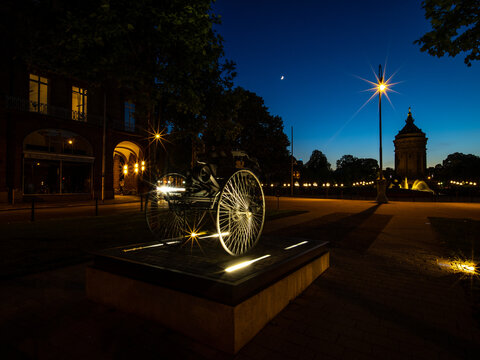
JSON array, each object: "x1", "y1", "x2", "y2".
[{"x1": 394, "y1": 108, "x2": 428, "y2": 182}]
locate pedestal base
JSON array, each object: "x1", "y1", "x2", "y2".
[
  {"x1": 86, "y1": 237, "x2": 329, "y2": 353},
  {"x1": 376, "y1": 178, "x2": 388, "y2": 203}
]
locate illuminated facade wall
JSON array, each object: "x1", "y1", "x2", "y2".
[
  {"x1": 393, "y1": 108, "x2": 428, "y2": 180},
  {"x1": 0, "y1": 61, "x2": 148, "y2": 203}
]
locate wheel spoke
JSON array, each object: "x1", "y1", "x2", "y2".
[
  {"x1": 146, "y1": 173, "x2": 187, "y2": 241},
  {"x1": 217, "y1": 170, "x2": 265, "y2": 256}
]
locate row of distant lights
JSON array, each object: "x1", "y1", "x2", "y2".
[
  {"x1": 449, "y1": 180, "x2": 477, "y2": 186},
  {"x1": 353, "y1": 181, "x2": 375, "y2": 186},
  {"x1": 262, "y1": 180, "x2": 479, "y2": 188},
  {"x1": 123, "y1": 161, "x2": 146, "y2": 175},
  {"x1": 263, "y1": 182, "x2": 346, "y2": 187}
]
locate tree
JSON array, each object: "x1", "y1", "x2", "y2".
[
  {"x1": 2, "y1": 0, "x2": 232, "y2": 117},
  {"x1": 2, "y1": 0, "x2": 235, "y2": 181},
  {"x1": 306, "y1": 150, "x2": 330, "y2": 170},
  {"x1": 203, "y1": 88, "x2": 290, "y2": 182},
  {"x1": 414, "y1": 0, "x2": 480, "y2": 66},
  {"x1": 426, "y1": 164, "x2": 444, "y2": 180},
  {"x1": 384, "y1": 167, "x2": 396, "y2": 180},
  {"x1": 441, "y1": 152, "x2": 480, "y2": 180},
  {"x1": 335, "y1": 155, "x2": 378, "y2": 184},
  {"x1": 174, "y1": 87, "x2": 290, "y2": 181},
  {"x1": 358, "y1": 158, "x2": 379, "y2": 179},
  {"x1": 304, "y1": 150, "x2": 332, "y2": 182},
  {"x1": 193, "y1": 85, "x2": 244, "y2": 150}
]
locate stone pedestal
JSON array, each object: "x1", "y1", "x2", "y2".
[
  {"x1": 86, "y1": 237, "x2": 330, "y2": 353},
  {"x1": 376, "y1": 178, "x2": 388, "y2": 203}
]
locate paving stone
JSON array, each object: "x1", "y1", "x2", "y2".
[
  {"x1": 371, "y1": 344, "x2": 405, "y2": 360},
  {"x1": 305, "y1": 338, "x2": 345, "y2": 359},
  {"x1": 239, "y1": 342, "x2": 272, "y2": 360},
  {"x1": 304, "y1": 325, "x2": 340, "y2": 343},
  {"x1": 3, "y1": 199, "x2": 480, "y2": 359},
  {"x1": 337, "y1": 334, "x2": 372, "y2": 354}
]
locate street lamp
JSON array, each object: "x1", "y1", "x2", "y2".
[
  {"x1": 376, "y1": 64, "x2": 388, "y2": 203},
  {"x1": 356, "y1": 64, "x2": 398, "y2": 202}
]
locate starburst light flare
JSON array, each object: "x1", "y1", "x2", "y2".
[
  {"x1": 354, "y1": 64, "x2": 400, "y2": 113},
  {"x1": 181, "y1": 211, "x2": 209, "y2": 252},
  {"x1": 146, "y1": 125, "x2": 170, "y2": 150}
]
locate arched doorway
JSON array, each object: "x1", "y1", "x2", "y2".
[
  {"x1": 113, "y1": 141, "x2": 144, "y2": 195},
  {"x1": 23, "y1": 129, "x2": 94, "y2": 196}
]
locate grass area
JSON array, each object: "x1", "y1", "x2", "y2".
[
  {"x1": 0, "y1": 208, "x2": 307, "y2": 279},
  {"x1": 429, "y1": 217, "x2": 480, "y2": 324}
]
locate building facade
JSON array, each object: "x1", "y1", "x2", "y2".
[
  {"x1": 0, "y1": 61, "x2": 149, "y2": 203},
  {"x1": 393, "y1": 108, "x2": 428, "y2": 181}
]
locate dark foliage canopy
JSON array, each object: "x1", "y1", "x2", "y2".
[
  {"x1": 427, "y1": 152, "x2": 480, "y2": 181},
  {"x1": 230, "y1": 89, "x2": 290, "y2": 181},
  {"x1": 2, "y1": 1, "x2": 292, "y2": 178},
  {"x1": 306, "y1": 150, "x2": 331, "y2": 171},
  {"x1": 303, "y1": 150, "x2": 332, "y2": 182},
  {"x1": 415, "y1": 0, "x2": 480, "y2": 66},
  {"x1": 2, "y1": 0, "x2": 233, "y2": 116},
  {"x1": 335, "y1": 155, "x2": 378, "y2": 183},
  {"x1": 166, "y1": 87, "x2": 290, "y2": 180},
  {"x1": 442, "y1": 152, "x2": 480, "y2": 178}
]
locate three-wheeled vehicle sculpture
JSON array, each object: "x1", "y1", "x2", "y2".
[{"x1": 145, "y1": 151, "x2": 265, "y2": 256}]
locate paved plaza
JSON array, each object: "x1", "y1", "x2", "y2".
[{"x1": 1, "y1": 198, "x2": 480, "y2": 359}]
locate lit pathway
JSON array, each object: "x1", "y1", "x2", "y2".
[
  {"x1": 238, "y1": 198, "x2": 480, "y2": 359},
  {"x1": 0, "y1": 198, "x2": 479, "y2": 359}
]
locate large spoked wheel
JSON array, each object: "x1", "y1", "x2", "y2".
[
  {"x1": 146, "y1": 173, "x2": 186, "y2": 240},
  {"x1": 216, "y1": 170, "x2": 265, "y2": 256}
]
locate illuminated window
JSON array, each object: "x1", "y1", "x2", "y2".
[
  {"x1": 124, "y1": 102, "x2": 135, "y2": 132},
  {"x1": 72, "y1": 86, "x2": 87, "y2": 121},
  {"x1": 29, "y1": 74, "x2": 48, "y2": 113}
]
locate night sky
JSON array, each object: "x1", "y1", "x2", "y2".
[{"x1": 213, "y1": 0, "x2": 480, "y2": 169}]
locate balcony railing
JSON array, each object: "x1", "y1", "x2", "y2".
[
  {"x1": 5, "y1": 95, "x2": 140, "y2": 133},
  {"x1": 71, "y1": 109, "x2": 87, "y2": 122},
  {"x1": 29, "y1": 101, "x2": 49, "y2": 114},
  {"x1": 5, "y1": 96, "x2": 102, "y2": 126}
]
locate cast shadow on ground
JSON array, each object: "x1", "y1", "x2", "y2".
[
  {"x1": 267, "y1": 203, "x2": 392, "y2": 253},
  {"x1": 312, "y1": 274, "x2": 480, "y2": 358}
]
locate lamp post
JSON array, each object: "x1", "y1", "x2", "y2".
[
  {"x1": 376, "y1": 64, "x2": 388, "y2": 203},
  {"x1": 290, "y1": 126, "x2": 294, "y2": 196}
]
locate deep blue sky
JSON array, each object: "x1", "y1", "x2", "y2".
[{"x1": 213, "y1": 0, "x2": 480, "y2": 169}]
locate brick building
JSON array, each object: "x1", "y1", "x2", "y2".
[{"x1": 0, "y1": 61, "x2": 149, "y2": 204}]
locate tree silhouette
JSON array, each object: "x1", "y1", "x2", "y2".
[
  {"x1": 2, "y1": 0, "x2": 232, "y2": 117},
  {"x1": 415, "y1": 0, "x2": 480, "y2": 66},
  {"x1": 335, "y1": 155, "x2": 378, "y2": 184},
  {"x1": 232, "y1": 89, "x2": 290, "y2": 181},
  {"x1": 441, "y1": 152, "x2": 480, "y2": 179},
  {"x1": 304, "y1": 150, "x2": 332, "y2": 182}
]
